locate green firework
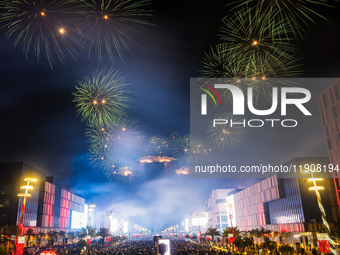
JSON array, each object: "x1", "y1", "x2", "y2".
[
  {"x1": 227, "y1": 0, "x2": 335, "y2": 38},
  {"x1": 86, "y1": 118, "x2": 137, "y2": 159},
  {"x1": 170, "y1": 134, "x2": 212, "y2": 165},
  {"x1": 219, "y1": 8, "x2": 297, "y2": 67},
  {"x1": 0, "y1": 0, "x2": 83, "y2": 68},
  {"x1": 77, "y1": 0, "x2": 153, "y2": 62},
  {"x1": 207, "y1": 112, "x2": 248, "y2": 150},
  {"x1": 200, "y1": 44, "x2": 302, "y2": 105},
  {"x1": 73, "y1": 68, "x2": 131, "y2": 126}
]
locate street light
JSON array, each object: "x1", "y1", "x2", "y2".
[
  {"x1": 225, "y1": 199, "x2": 235, "y2": 237},
  {"x1": 204, "y1": 209, "x2": 209, "y2": 230},
  {"x1": 197, "y1": 213, "x2": 202, "y2": 238},
  {"x1": 88, "y1": 202, "x2": 96, "y2": 227},
  {"x1": 119, "y1": 217, "x2": 124, "y2": 239},
  {"x1": 108, "y1": 211, "x2": 114, "y2": 230},
  {"x1": 307, "y1": 172, "x2": 336, "y2": 255},
  {"x1": 16, "y1": 174, "x2": 37, "y2": 255}
]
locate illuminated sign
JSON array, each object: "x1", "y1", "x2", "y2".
[
  {"x1": 17, "y1": 236, "x2": 25, "y2": 244},
  {"x1": 158, "y1": 238, "x2": 171, "y2": 255},
  {"x1": 123, "y1": 221, "x2": 129, "y2": 233},
  {"x1": 110, "y1": 218, "x2": 118, "y2": 233},
  {"x1": 185, "y1": 218, "x2": 189, "y2": 232},
  {"x1": 71, "y1": 211, "x2": 86, "y2": 229},
  {"x1": 191, "y1": 218, "x2": 207, "y2": 226},
  {"x1": 40, "y1": 251, "x2": 57, "y2": 255}
]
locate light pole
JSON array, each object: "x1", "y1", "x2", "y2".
[
  {"x1": 197, "y1": 214, "x2": 202, "y2": 241},
  {"x1": 225, "y1": 199, "x2": 235, "y2": 237},
  {"x1": 88, "y1": 202, "x2": 96, "y2": 227},
  {"x1": 16, "y1": 174, "x2": 37, "y2": 255},
  {"x1": 204, "y1": 210, "x2": 209, "y2": 230},
  {"x1": 107, "y1": 211, "x2": 114, "y2": 245},
  {"x1": 181, "y1": 221, "x2": 185, "y2": 237},
  {"x1": 189, "y1": 217, "x2": 192, "y2": 238},
  {"x1": 108, "y1": 211, "x2": 114, "y2": 230},
  {"x1": 307, "y1": 172, "x2": 336, "y2": 255},
  {"x1": 119, "y1": 217, "x2": 124, "y2": 239}
]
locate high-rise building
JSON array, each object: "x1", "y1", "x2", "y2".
[
  {"x1": 233, "y1": 157, "x2": 339, "y2": 233},
  {"x1": 318, "y1": 79, "x2": 340, "y2": 211},
  {"x1": 0, "y1": 162, "x2": 45, "y2": 228},
  {"x1": 0, "y1": 162, "x2": 85, "y2": 233},
  {"x1": 206, "y1": 189, "x2": 234, "y2": 232}
]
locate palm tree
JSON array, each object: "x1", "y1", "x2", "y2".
[
  {"x1": 205, "y1": 228, "x2": 220, "y2": 243},
  {"x1": 78, "y1": 226, "x2": 97, "y2": 239},
  {"x1": 249, "y1": 228, "x2": 261, "y2": 238},
  {"x1": 259, "y1": 228, "x2": 272, "y2": 241},
  {"x1": 222, "y1": 227, "x2": 241, "y2": 238},
  {"x1": 98, "y1": 228, "x2": 111, "y2": 246},
  {"x1": 25, "y1": 228, "x2": 35, "y2": 247}
]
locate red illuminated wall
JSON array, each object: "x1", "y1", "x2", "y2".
[
  {"x1": 41, "y1": 182, "x2": 55, "y2": 227},
  {"x1": 60, "y1": 189, "x2": 71, "y2": 229}
]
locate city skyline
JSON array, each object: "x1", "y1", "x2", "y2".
[{"x1": 2, "y1": 0, "x2": 340, "y2": 232}]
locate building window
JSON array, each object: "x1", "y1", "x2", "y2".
[
  {"x1": 333, "y1": 105, "x2": 338, "y2": 119},
  {"x1": 334, "y1": 84, "x2": 340, "y2": 101},
  {"x1": 336, "y1": 121, "x2": 339, "y2": 132},
  {"x1": 217, "y1": 216, "x2": 229, "y2": 223},
  {"x1": 323, "y1": 94, "x2": 328, "y2": 109},
  {"x1": 326, "y1": 126, "x2": 330, "y2": 137},
  {"x1": 216, "y1": 199, "x2": 227, "y2": 204},
  {"x1": 330, "y1": 90, "x2": 335, "y2": 104},
  {"x1": 322, "y1": 113, "x2": 326, "y2": 126},
  {"x1": 327, "y1": 139, "x2": 332, "y2": 152}
]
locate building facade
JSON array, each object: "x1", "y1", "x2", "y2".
[
  {"x1": 0, "y1": 162, "x2": 85, "y2": 233},
  {"x1": 206, "y1": 189, "x2": 234, "y2": 232},
  {"x1": 318, "y1": 78, "x2": 340, "y2": 211},
  {"x1": 233, "y1": 157, "x2": 339, "y2": 233}
]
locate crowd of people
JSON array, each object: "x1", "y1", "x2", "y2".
[{"x1": 32, "y1": 238, "x2": 231, "y2": 255}]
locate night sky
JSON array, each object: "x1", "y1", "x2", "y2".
[{"x1": 1, "y1": 0, "x2": 340, "y2": 232}]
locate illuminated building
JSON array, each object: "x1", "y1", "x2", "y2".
[
  {"x1": 37, "y1": 177, "x2": 85, "y2": 230},
  {"x1": 318, "y1": 79, "x2": 340, "y2": 211},
  {"x1": 205, "y1": 189, "x2": 234, "y2": 232},
  {"x1": 0, "y1": 162, "x2": 85, "y2": 233},
  {"x1": 0, "y1": 163, "x2": 44, "y2": 228},
  {"x1": 232, "y1": 157, "x2": 338, "y2": 233}
]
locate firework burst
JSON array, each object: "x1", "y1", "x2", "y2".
[
  {"x1": 0, "y1": 0, "x2": 83, "y2": 68},
  {"x1": 73, "y1": 68, "x2": 131, "y2": 126},
  {"x1": 146, "y1": 135, "x2": 171, "y2": 155},
  {"x1": 117, "y1": 166, "x2": 134, "y2": 176},
  {"x1": 86, "y1": 118, "x2": 139, "y2": 161},
  {"x1": 88, "y1": 149, "x2": 125, "y2": 183},
  {"x1": 200, "y1": 45, "x2": 302, "y2": 105},
  {"x1": 201, "y1": 44, "x2": 248, "y2": 80},
  {"x1": 207, "y1": 112, "x2": 248, "y2": 150},
  {"x1": 77, "y1": 0, "x2": 153, "y2": 62},
  {"x1": 171, "y1": 134, "x2": 212, "y2": 165},
  {"x1": 219, "y1": 8, "x2": 297, "y2": 67},
  {"x1": 227, "y1": 0, "x2": 335, "y2": 38}
]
